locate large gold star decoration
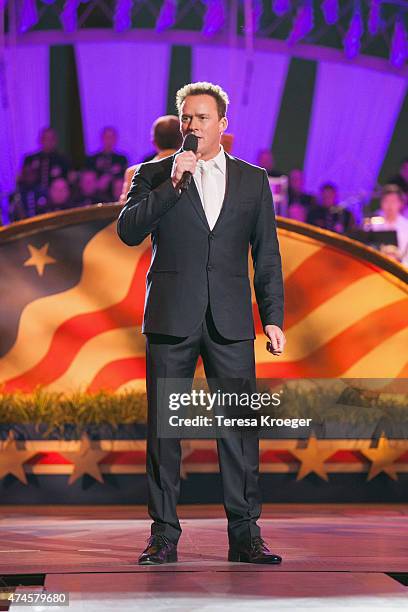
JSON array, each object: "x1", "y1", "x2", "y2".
[
  {"x1": 0, "y1": 431, "x2": 35, "y2": 485},
  {"x1": 360, "y1": 433, "x2": 407, "y2": 481},
  {"x1": 59, "y1": 434, "x2": 108, "y2": 485},
  {"x1": 291, "y1": 434, "x2": 337, "y2": 481},
  {"x1": 23, "y1": 243, "x2": 57, "y2": 276}
]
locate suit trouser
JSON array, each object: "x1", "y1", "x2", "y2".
[{"x1": 145, "y1": 304, "x2": 262, "y2": 547}]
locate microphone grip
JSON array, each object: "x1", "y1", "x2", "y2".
[{"x1": 179, "y1": 170, "x2": 193, "y2": 192}]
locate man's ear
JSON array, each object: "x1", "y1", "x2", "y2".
[{"x1": 220, "y1": 116, "x2": 228, "y2": 133}]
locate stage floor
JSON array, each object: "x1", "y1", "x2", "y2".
[{"x1": 1, "y1": 504, "x2": 407, "y2": 611}]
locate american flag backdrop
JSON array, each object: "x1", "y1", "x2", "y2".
[{"x1": 0, "y1": 206, "x2": 407, "y2": 395}]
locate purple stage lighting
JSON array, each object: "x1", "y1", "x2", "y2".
[
  {"x1": 287, "y1": 0, "x2": 314, "y2": 46},
  {"x1": 321, "y1": 0, "x2": 338, "y2": 26},
  {"x1": 368, "y1": 0, "x2": 382, "y2": 36},
  {"x1": 252, "y1": 0, "x2": 263, "y2": 33},
  {"x1": 18, "y1": 0, "x2": 39, "y2": 33},
  {"x1": 202, "y1": 0, "x2": 226, "y2": 36},
  {"x1": 156, "y1": 0, "x2": 177, "y2": 33},
  {"x1": 390, "y1": 15, "x2": 408, "y2": 68},
  {"x1": 114, "y1": 0, "x2": 132, "y2": 32},
  {"x1": 343, "y1": 1, "x2": 363, "y2": 59},
  {"x1": 60, "y1": 0, "x2": 81, "y2": 33},
  {"x1": 272, "y1": 0, "x2": 290, "y2": 17}
]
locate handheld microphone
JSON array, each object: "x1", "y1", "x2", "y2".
[{"x1": 179, "y1": 133, "x2": 198, "y2": 192}]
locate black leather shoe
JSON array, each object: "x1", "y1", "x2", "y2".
[
  {"x1": 228, "y1": 536, "x2": 282, "y2": 564},
  {"x1": 138, "y1": 534, "x2": 178, "y2": 565}
]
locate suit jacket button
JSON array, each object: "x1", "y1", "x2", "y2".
[
  {"x1": 209, "y1": 233, "x2": 214, "y2": 240},
  {"x1": 207, "y1": 265, "x2": 213, "y2": 271}
]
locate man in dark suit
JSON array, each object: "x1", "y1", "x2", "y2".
[
  {"x1": 117, "y1": 82, "x2": 285, "y2": 565},
  {"x1": 86, "y1": 127, "x2": 128, "y2": 199},
  {"x1": 22, "y1": 127, "x2": 71, "y2": 190}
]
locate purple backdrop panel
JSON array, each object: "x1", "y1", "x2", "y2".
[
  {"x1": 75, "y1": 41, "x2": 171, "y2": 164},
  {"x1": 303, "y1": 61, "x2": 407, "y2": 202},
  {"x1": 192, "y1": 45, "x2": 289, "y2": 163},
  {"x1": 0, "y1": 45, "x2": 49, "y2": 204}
]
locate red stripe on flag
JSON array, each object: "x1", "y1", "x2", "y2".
[
  {"x1": 87, "y1": 357, "x2": 146, "y2": 392},
  {"x1": 283, "y1": 246, "x2": 377, "y2": 330},
  {"x1": 254, "y1": 246, "x2": 377, "y2": 335},
  {"x1": 3, "y1": 248, "x2": 151, "y2": 391},
  {"x1": 255, "y1": 298, "x2": 408, "y2": 378}
]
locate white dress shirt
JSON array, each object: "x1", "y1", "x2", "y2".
[
  {"x1": 193, "y1": 145, "x2": 226, "y2": 229},
  {"x1": 373, "y1": 214, "x2": 408, "y2": 266}
]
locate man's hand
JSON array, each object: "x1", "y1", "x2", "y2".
[
  {"x1": 171, "y1": 151, "x2": 200, "y2": 189},
  {"x1": 265, "y1": 325, "x2": 286, "y2": 356}
]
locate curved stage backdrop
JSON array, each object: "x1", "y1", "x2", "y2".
[
  {"x1": 1, "y1": 205, "x2": 407, "y2": 504},
  {"x1": 0, "y1": 204, "x2": 407, "y2": 392}
]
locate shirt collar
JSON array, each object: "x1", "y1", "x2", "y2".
[{"x1": 199, "y1": 145, "x2": 226, "y2": 175}]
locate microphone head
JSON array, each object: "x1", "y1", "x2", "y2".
[{"x1": 182, "y1": 133, "x2": 198, "y2": 154}]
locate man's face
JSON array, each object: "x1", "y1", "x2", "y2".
[
  {"x1": 257, "y1": 150, "x2": 274, "y2": 172},
  {"x1": 80, "y1": 171, "x2": 98, "y2": 195},
  {"x1": 49, "y1": 179, "x2": 70, "y2": 205},
  {"x1": 321, "y1": 187, "x2": 337, "y2": 207},
  {"x1": 180, "y1": 95, "x2": 227, "y2": 160},
  {"x1": 40, "y1": 129, "x2": 57, "y2": 153},
  {"x1": 381, "y1": 193, "x2": 402, "y2": 219},
  {"x1": 102, "y1": 128, "x2": 117, "y2": 152}
]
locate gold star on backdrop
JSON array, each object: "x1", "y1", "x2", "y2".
[
  {"x1": 24, "y1": 243, "x2": 56, "y2": 276},
  {"x1": 59, "y1": 434, "x2": 108, "y2": 485},
  {"x1": 0, "y1": 431, "x2": 34, "y2": 485},
  {"x1": 360, "y1": 433, "x2": 407, "y2": 481},
  {"x1": 291, "y1": 434, "x2": 337, "y2": 481}
]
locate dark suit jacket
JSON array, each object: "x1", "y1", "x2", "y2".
[{"x1": 117, "y1": 151, "x2": 284, "y2": 340}]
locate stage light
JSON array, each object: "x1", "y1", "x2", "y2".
[
  {"x1": 390, "y1": 15, "x2": 408, "y2": 68},
  {"x1": 114, "y1": 0, "x2": 132, "y2": 32},
  {"x1": 343, "y1": 0, "x2": 363, "y2": 59},
  {"x1": 321, "y1": 0, "x2": 338, "y2": 26},
  {"x1": 18, "y1": 0, "x2": 39, "y2": 33},
  {"x1": 156, "y1": 0, "x2": 177, "y2": 32},
  {"x1": 272, "y1": 0, "x2": 290, "y2": 17},
  {"x1": 368, "y1": 0, "x2": 382, "y2": 36},
  {"x1": 287, "y1": 0, "x2": 314, "y2": 46},
  {"x1": 251, "y1": 0, "x2": 263, "y2": 33},
  {"x1": 202, "y1": 0, "x2": 226, "y2": 37},
  {"x1": 60, "y1": 0, "x2": 81, "y2": 32}
]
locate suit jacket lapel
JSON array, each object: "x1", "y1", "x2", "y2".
[{"x1": 185, "y1": 178, "x2": 211, "y2": 231}]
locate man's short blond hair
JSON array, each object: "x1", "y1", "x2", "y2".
[{"x1": 176, "y1": 82, "x2": 229, "y2": 119}]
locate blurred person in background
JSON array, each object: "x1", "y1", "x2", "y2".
[
  {"x1": 43, "y1": 177, "x2": 73, "y2": 213},
  {"x1": 111, "y1": 176, "x2": 125, "y2": 203},
  {"x1": 256, "y1": 149, "x2": 285, "y2": 178},
  {"x1": 9, "y1": 164, "x2": 48, "y2": 221},
  {"x1": 307, "y1": 182, "x2": 354, "y2": 234},
  {"x1": 373, "y1": 185, "x2": 408, "y2": 266},
  {"x1": 288, "y1": 169, "x2": 315, "y2": 208},
  {"x1": 86, "y1": 127, "x2": 128, "y2": 199},
  {"x1": 74, "y1": 169, "x2": 106, "y2": 206},
  {"x1": 21, "y1": 127, "x2": 71, "y2": 191},
  {"x1": 121, "y1": 115, "x2": 182, "y2": 204},
  {"x1": 387, "y1": 157, "x2": 408, "y2": 195},
  {"x1": 288, "y1": 202, "x2": 308, "y2": 223}
]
